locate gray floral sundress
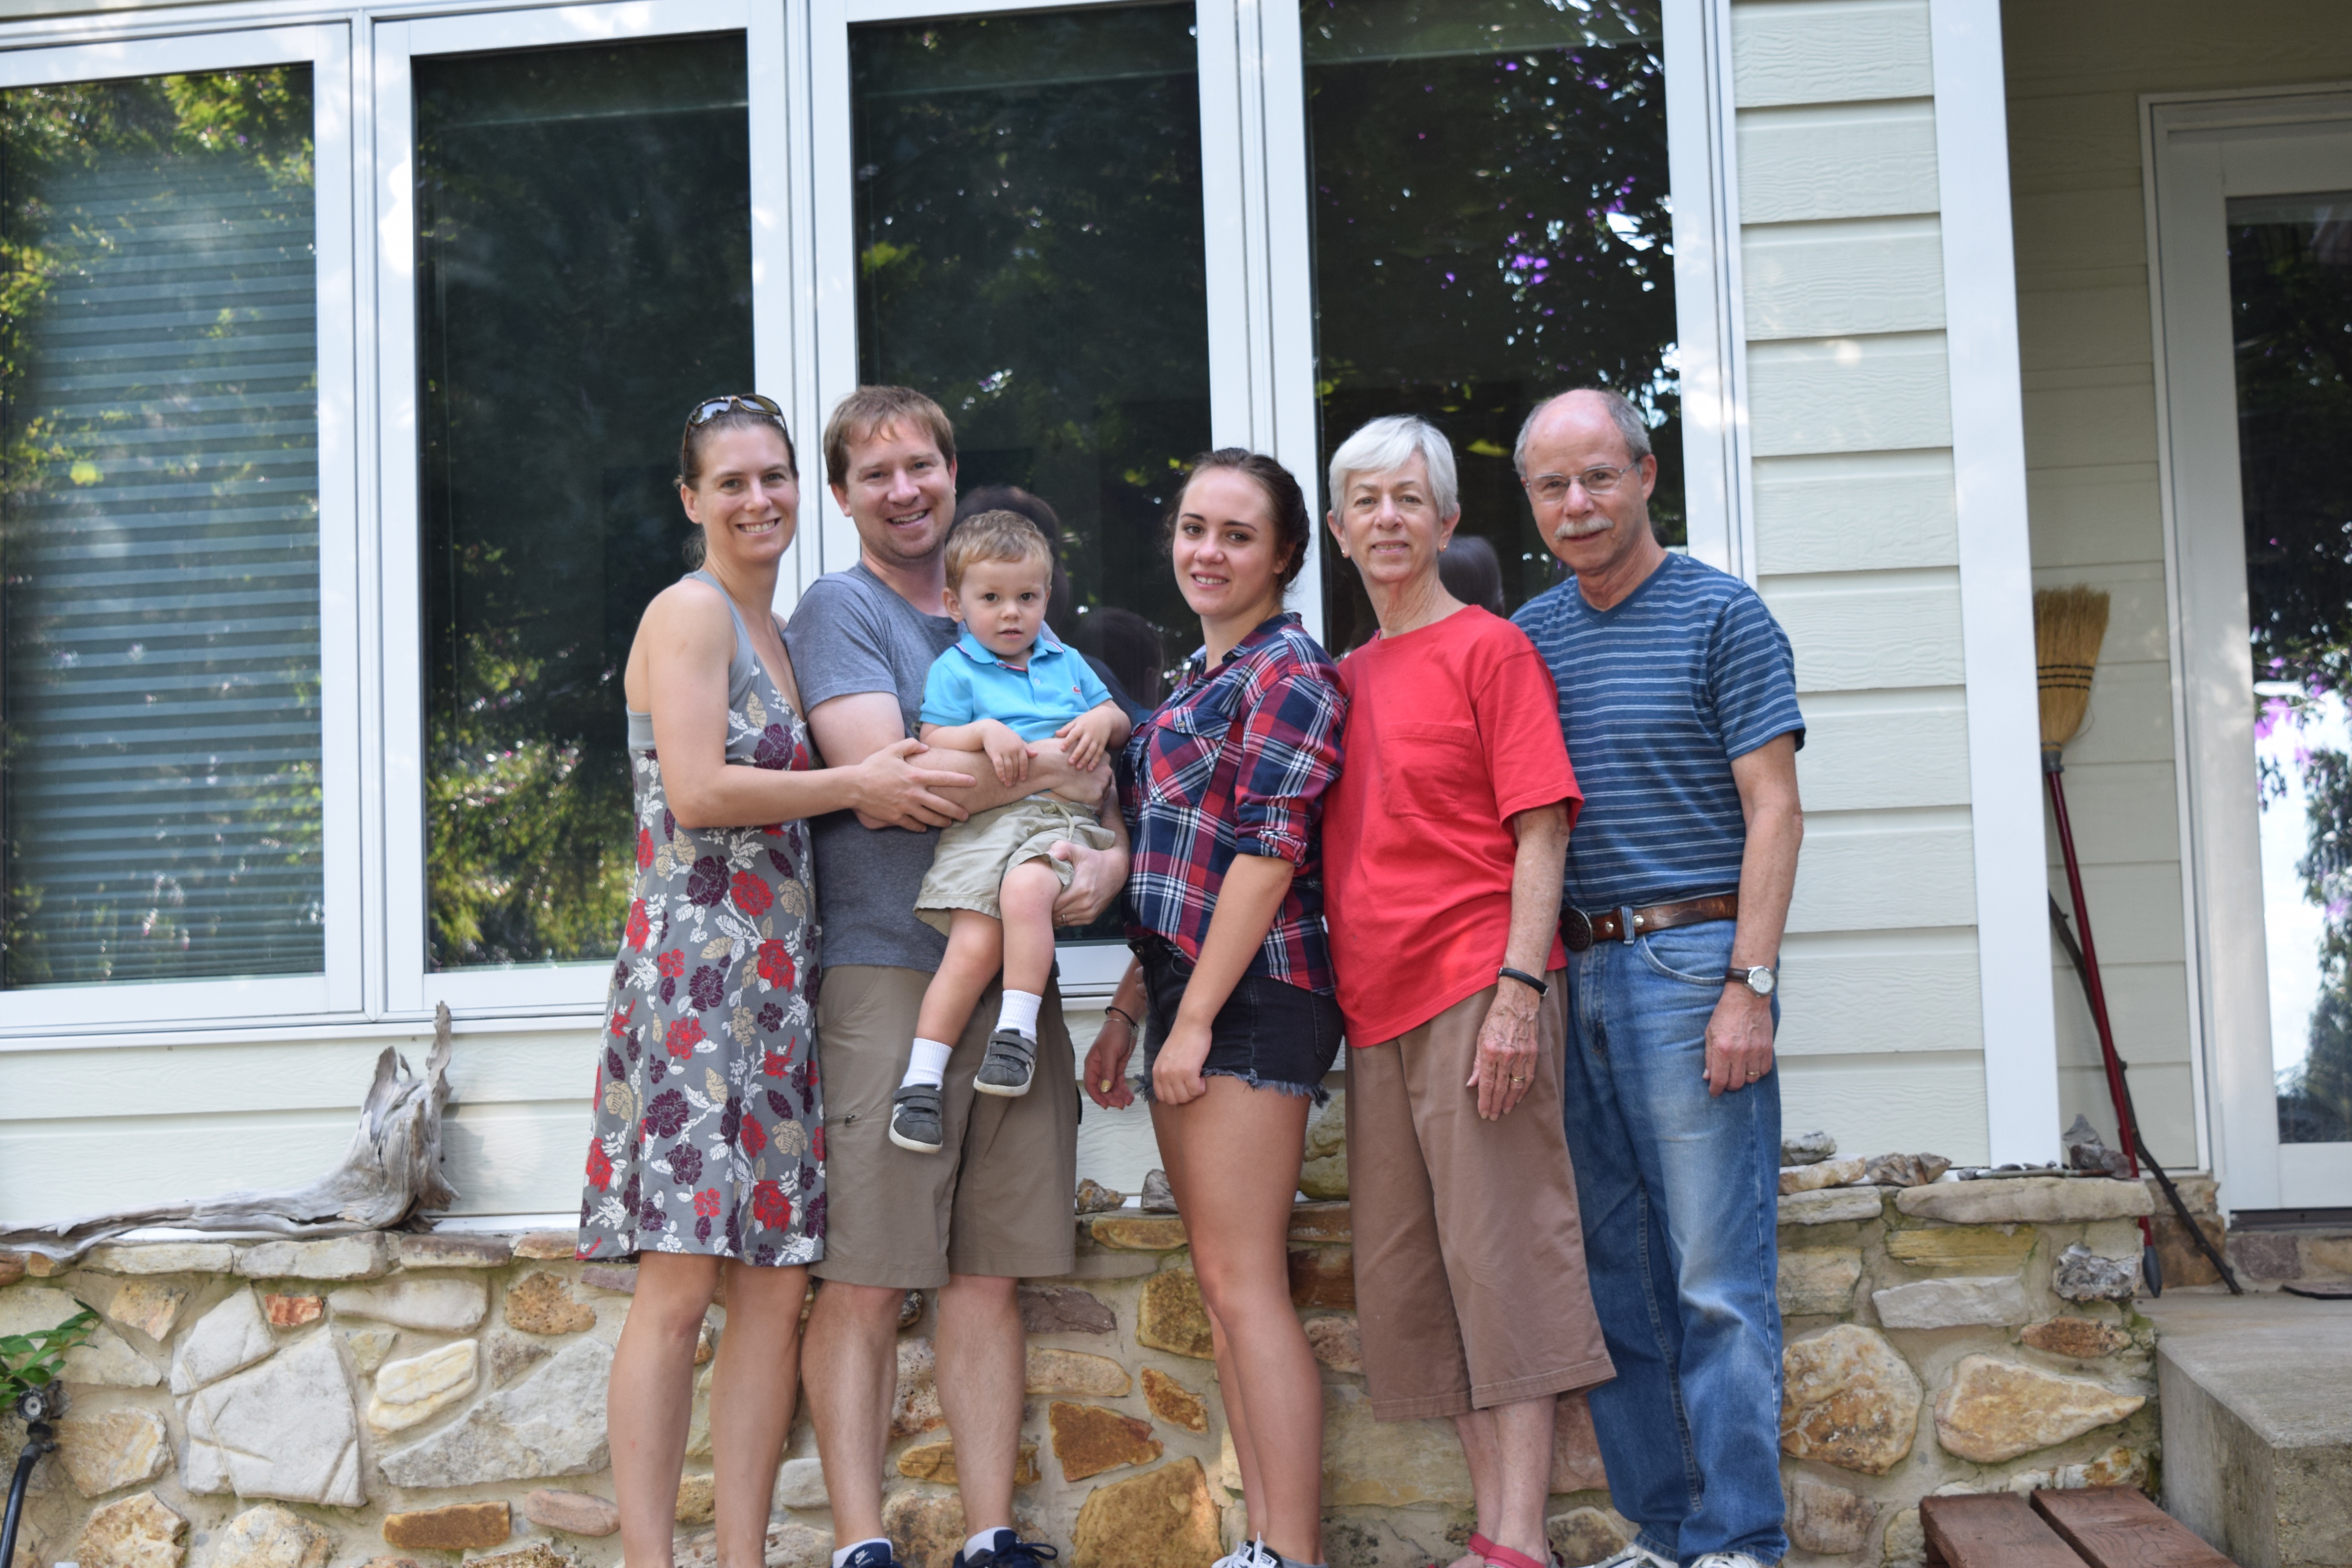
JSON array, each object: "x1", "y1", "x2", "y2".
[{"x1": 578, "y1": 570, "x2": 824, "y2": 1265}]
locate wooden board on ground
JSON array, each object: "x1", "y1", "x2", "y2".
[
  {"x1": 2031, "y1": 1486, "x2": 2237, "y2": 1568},
  {"x1": 1921, "y1": 1492, "x2": 2092, "y2": 1568}
]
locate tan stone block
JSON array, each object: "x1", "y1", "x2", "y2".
[
  {"x1": 1088, "y1": 1215, "x2": 1190, "y2": 1251},
  {"x1": 466, "y1": 1546, "x2": 577, "y2": 1568},
  {"x1": 1303, "y1": 1315, "x2": 1361, "y2": 1373},
  {"x1": 1552, "y1": 1391, "x2": 1606, "y2": 1492},
  {"x1": 0, "y1": 1253, "x2": 23, "y2": 1288},
  {"x1": 392, "y1": 1233, "x2": 514, "y2": 1269},
  {"x1": 1142, "y1": 1367, "x2": 1207, "y2": 1433},
  {"x1": 2153, "y1": 1214, "x2": 2227, "y2": 1287},
  {"x1": 55, "y1": 1409, "x2": 172, "y2": 1496},
  {"x1": 579, "y1": 1264, "x2": 638, "y2": 1294},
  {"x1": 209, "y1": 1505, "x2": 331, "y2": 1568},
  {"x1": 674, "y1": 1474, "x2": 716, "y2": 1526},
  {"x1": 382, "y1": 1503, "x2": 512, "y2": 1551},
  {"x1": 236, "y1": 1235, "x2": 391, "y2": 1280},
  {"x1": 83, "y1": 1243, "x2": 237, "y2": 1276},
  {"x1": 1932, "y1": 1354, "x2": 2144, "y2": 1463},
  {"x1": 1135, "y1": 1268, "x2": 1214, "y2": 1359},
  {"x1": 893, "y1": 1338, "x2": 945, "y2": 1437},
  {"x1": 1780, "y1": 1324, "x2": 1922, "y2": 1476},
  {"x1": 1017, "y1": 1285, "x2": 1116, "y2": 1335},
  {"x1": 1299, "y1": 1092, "x2": 1348, "y2": 1201},
  {"x1": 1288, "y1": 1203, "x2": 1350, "y2": 1243},
  {"x1": 523, "y1": 1490, "x2": 621, "y2": 1537},
  {"x1": 1287, "y1": 1247, "x2": 1355, "y2": 1310},
  {"x1": 368, "y1": 1339, "x2": 480, "y2": 1431},
  {"x1": 1781, "y1": 1155, "x2": 1868, "y2": 1194},
  {"x1": 1786, "y1": 1472, "x2": 1878, "y2": 1554},
  {"x1": 1884, "y1": 1506, "x2": 1926, "y2": 1568},
  {"x1": 72, "y1": 1491, "x2": 187, "y2": 1568},
  {"x1": 1885, "y1": 1225, "x2": 2035, "y2": 1272},
  {"x1": 266, "y1": 1294, "x2": 325, "y2": 1330},
  {"x1": 1894, "y1": 1175, "x2": 2152, "y2": 1225},
  {"x1": 505, "y1": 1272, "x2": 597, "y2": 1336},
  {"x1": 1778, "y1": 1249, "x2": 1863, "y2": 1315},
  {"x1": 514, "y1": 1232, "x2": 581, "y2": 1261},
  {"x1": 1050, "y1": 1401, "x2": 1164, "y2": 1481},
  {"x1": 1321, "y1": 1383, "x2": 1472, "y2": 1506},
  {"x1": 26, "y1": 1253, "x2": 63, "y2": 1278},
  {"x1": 1779, "y1": 1188, "x2": 1886, "y2": 1226},
  {"x1": 2306, "y1": 1235, "x2": 2352, "y2": 1276},
  {"x1": 879, "y1": 1495, "x2": 1045, "y2": 1568},
  {"x1": 1027, "y1": 1347, "x2": 1131, "y2": 1397},
  {"x1": 895, "y1": 1440, "x2": 1041, "y2": 1486},
  {"x1": 1546, "y1": 1509, "x2": 1625, "y2": 1563},
  {"x1": 84, "y1": 1279, "x2": 189, "y2": 1342},
  {"x1": 344, "y1": 1325, "x2": 398, "y2": 1374},
  {"x1": 1070, "y1": 1459, "x2": 1221, "y2": 1568},
  {"x1": 2020, "y1": 1316, "x2": 2131, "y2": 1359}
]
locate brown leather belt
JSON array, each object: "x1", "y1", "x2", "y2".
[{"x1": 1561, "y1": 893, "x2": 1739, "y2": 953}]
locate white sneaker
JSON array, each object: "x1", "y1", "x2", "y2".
[
  {"x1": 1690, "y1": 1554, "x2": 1776, "y2": 1568},
  {"x1": 1584, "y1": 1548, "x2": 1673, "y2": 1568},
  {"x1": 1209, "y1": 1539, "x2": 1278, "y2": 1568}
]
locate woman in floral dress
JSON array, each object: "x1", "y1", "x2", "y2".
[{"x1": 583, "y1": 396, "x2": 972, "y2": 1568}]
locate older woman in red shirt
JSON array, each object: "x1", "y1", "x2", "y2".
[{"x1": 1320, "y1": 415, "x2": 1613, "y2": 1568}]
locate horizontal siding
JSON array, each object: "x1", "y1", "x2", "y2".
[
  {"x1": 2025, "y1": 462, "x2": 2164, "y2": 570},
  {"x1": 1787, "y1": 808, "x2": 1977, "y2": 932},
  {"x1": 2014, "y1": 281, "x2": 2155, "y2": 375},
  {"x1": 1743, "y1": 216, "x2": 1946, "y2": 340},
  {"x1": 1778, "y1": 927, "x2": 1983, "y2": 1056},
  {"x1": 1753, "y1": 449, "x2": 1959, "y2": 574},
  {"x1": 2060, "y1": 1061, "x2": 2198, "y2": 1168},
  {"x1": 1795, "y1": 688, "x2": 1971, "y2": 811},
  {"x1": 1779, "y1": 1049, "x2": 1992, "y2": 1165},
  {"x1": 2020, "y1": 367, "x2": 2161, "y2": 470},
  {"x1": 1762, "y1": 568, "x2": 1965, "y2": 690},
  {"x1": 1730, "y1": 0, "x2": 1933, "y2": 109},
  {"x1": 1735, "y1": 100, "x2": 1940, "y2": 225},
  {"x1": 2051, "y1": 957, "x2": 2194, "y2": 1069},
  {"x1": 1747, "y1": 332, "x2": 1954, "y2": 456},
  {"x1": 2047, "y1": 656, "x2": 2176, "y2": 769},
  {"x1": 2045, "y1": 861, "x2": 2188, "y2": 966}
]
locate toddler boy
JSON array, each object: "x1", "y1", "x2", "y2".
[{"x1": 891, "y1": 510, "x2": 1131, "y2": 1153}]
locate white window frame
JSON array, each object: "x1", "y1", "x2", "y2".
[
  {"x1": 375, "y1": 0, "x2": 802, "y2": 1018},
  {"x1": 0, "y1": 21, "x2": 361, "y2": 1036},
  {"x1": 2146, "y1": 83, "x2": 2352, "y2": 1212}
]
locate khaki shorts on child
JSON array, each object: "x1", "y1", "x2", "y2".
[{"x1": 915, "y1": 796, "x2": 1117, "y2": 934}]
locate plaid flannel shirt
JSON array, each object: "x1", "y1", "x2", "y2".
[{"x1": 1120, "y1": 612, "x2": 1347, "y2": 994}]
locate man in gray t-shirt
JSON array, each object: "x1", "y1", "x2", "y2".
[{"x1": 784, "y1": 387, "x2": 1124, "y2": 1568}]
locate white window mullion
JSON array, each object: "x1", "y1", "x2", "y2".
[
  {"x1": 807, "y1": 0, "x2": 861, "y2": 578},
  {"x1": 1247, "y1": 0, "x2": 1323, "y2": 637},
  {"x1": 1664, "y1": 0, "x2": 1749, "y2": 581}
]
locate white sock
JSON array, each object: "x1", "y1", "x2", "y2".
[
  {"x1": 995, "y1": 990, "x2": 1042, "y2": 1040},
  {"x1": 964, "y1": 1528, "x2": 1011, "y2": 1561},
  {"x1": 833, "y1": 1540, "x2": 891, "y2": 1568},
  {"x1": 900, "y1": 1037, "x2": 953, "y2": 1090}
]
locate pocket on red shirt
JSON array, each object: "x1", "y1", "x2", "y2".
[{"x1": 1384, "y1": 722, "x2": 1488, "y2": 820}]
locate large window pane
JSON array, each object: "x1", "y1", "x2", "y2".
[
  {"x1": 1304, "y1": 0, "x2": 1677, "y2": 653},
  {"x1": 2, "y1": 65, "x2": 322, "y2": 989},
  {"x1": 418, "y1": 36, "x2": 752, "y2": 971},
  {"x1": 850, "y1": 5, "x2": 1212, "y2": 697}
]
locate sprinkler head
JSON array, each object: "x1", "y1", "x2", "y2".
[{"x1": 11, "y1": 1387, "x2": 63, "y2": 1424}]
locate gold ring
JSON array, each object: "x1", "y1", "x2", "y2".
[{"x1": 1510, "y1": 1074, "x2": 1526, "y2": 1082}]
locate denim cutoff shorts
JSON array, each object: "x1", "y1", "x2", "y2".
[{"x1": 1135, "y1": 938, "x2": 1343, "y2": 1102}]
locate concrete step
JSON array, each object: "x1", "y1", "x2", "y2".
[{"x1": 2142, "y1": 1291, "x2": 2352, "y2": 1567}]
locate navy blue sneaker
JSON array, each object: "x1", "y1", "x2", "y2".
[
  {"x1": 954, "y1": 1532, "x2": 1059, "y2": 1568},
  {"x1": 838, "y1": 1541, "x2": 905, "y2": 1568}
]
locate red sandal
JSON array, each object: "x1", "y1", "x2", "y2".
[{"x1": 1468, "y1": 1534, "x2": 1562, "y2": 1568}]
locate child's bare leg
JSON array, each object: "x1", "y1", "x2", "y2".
[
  {"x1": 893, "y1": 911, "x2": 1004, "y2": 1152},
  {"x1": 974, "y1": 860, "x2": 1065, "y2": 1098}
]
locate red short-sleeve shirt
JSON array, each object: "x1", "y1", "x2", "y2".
[{"x1": 1322, "y1": 606, "x2": 1582, "y2": 1046}]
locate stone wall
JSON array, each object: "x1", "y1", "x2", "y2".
[{"x1": 0, "y1": 1165, "x2": 2166, "y2": 1568}]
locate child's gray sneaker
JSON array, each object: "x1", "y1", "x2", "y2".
[
  {"x1": 889, "y1": 1082, "x2": 944, "y2": 1152},
  {"x1": 974, "y1": 1027, "x2": 1036, "y2": 1097}
]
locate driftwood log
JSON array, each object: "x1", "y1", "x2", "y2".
[{"x1": 1, "y1": 1004, "x2": 458, "y2": 1263}]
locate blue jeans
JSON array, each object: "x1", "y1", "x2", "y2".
[{"x1": 1561, "y1": 920, "x2": 1786, "y2": 1566}]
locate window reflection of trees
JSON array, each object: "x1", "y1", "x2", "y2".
[
  {"x1": 2233, "y1": 204, "x2": 2352, "y2": 1142},
  {"x1": 1, "y1": 68, "x2": 323, "y2": 988},
  {"x1": 1305, "y1": 0, "x2": 1677, "y2": 654}
]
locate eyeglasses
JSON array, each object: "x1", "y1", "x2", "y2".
[
  {"x1": 1526, "y1": 462, "x2": 1642, "y2": 505},
  {"x1": 685, "y1": 393, "x2": 786, "y2": 428}
]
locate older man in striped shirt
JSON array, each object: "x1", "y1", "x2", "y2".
[{"x1": 1510, "y1": 388, "x2": 1806, "y2": 1568}]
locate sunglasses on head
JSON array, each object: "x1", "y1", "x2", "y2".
[{"x1": 685, "y1": 393, "x2": 786, "y2": 428}]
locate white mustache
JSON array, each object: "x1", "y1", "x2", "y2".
[{"x1": 1551, "y1": 517, "x2": 1615, "y2": 541}]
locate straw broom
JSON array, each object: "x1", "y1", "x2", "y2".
[{"x1": 2035, "y1": 587, "x2": 2238, "y2": 1293}]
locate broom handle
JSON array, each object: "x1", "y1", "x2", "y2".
[{"x1": 2045, "y1": 760, "x2": 2148, "y2": 1181}]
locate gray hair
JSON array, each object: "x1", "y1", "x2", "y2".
[
  {"x1": 1513, "y1": 387, "x2": 1653, "y2": 477},
  {"x1": 1328, "y1": 414, "x2": 1460, "y2": 519}
]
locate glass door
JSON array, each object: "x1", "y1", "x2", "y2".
[{"x1": 380, "y1": 0, "x2": 797, "y2": 1015}]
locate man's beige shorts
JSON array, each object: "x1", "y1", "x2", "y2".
[
  {"x1": 811, "y1": 964, "x2": 1079, "y2": 1288},
  {"x1": 1347, "y1": 976, "x2": 1616, "y2": 1419},
  {"x1": 915, "y1": 798, "x2": 1118, "y2": 935}
]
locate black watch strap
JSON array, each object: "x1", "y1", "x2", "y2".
[{"x1": 1497, "y1": 965, "x2": 1549, "y2": 997}]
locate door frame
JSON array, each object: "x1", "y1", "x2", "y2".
[{"x1": 2146, "y1": 83, "x2": 2352, "y2": 1211}]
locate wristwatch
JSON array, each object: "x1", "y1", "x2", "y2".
[{"x1": 1726, "y1": 964, "x2": 1776, "y2": 998}]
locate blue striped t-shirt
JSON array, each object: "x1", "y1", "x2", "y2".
[{"x1": 1512, "y1": 553, "x2": 1804, "y2": 911}]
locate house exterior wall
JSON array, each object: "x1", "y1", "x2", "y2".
[{"x1": 2002, "y1": 0, "x2": 2352, "y2": 1173}]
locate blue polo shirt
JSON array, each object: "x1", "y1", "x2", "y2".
[{"x1": 919, "y1": 625, "x2": 1114, "y2": 741}]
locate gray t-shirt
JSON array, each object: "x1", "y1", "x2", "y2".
[{"x1": 784, "y1": 561, "x2": 960, "y2": 971}]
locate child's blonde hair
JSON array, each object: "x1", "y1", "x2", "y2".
[{"x1": 944, "y1": 509, "x2": 1054, "y2": 594}]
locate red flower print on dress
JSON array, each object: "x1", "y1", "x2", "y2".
[
  {"x1": 636, "y1": 827, "x2": 655, "y2": 869},
  {"x1": 739, "y1": 1116, "x2": 767, "y2": 1156},
  {"x1": 694, "y1": 1188, "x2": 722, "y2": 1218},
  {"x1": 731, "y1": 871, "x2": 773, "y2": 916},
  {"x1": 666, "y1": 1015, "x2": 706, "y2": 1059},
  {"x1": 752, "y1": 1180, "x2": 792, "y2": 1229},
  {"x1": 756, "y1": 939, "x2": 795, "y2": 991},
  {"x1": 812, "y1": 1125, "x2": 824, "y2": 1163},
  {"x1": 586, "y1": 1139, "x2": 613, "y2": 1191},
  {"x1": 625, "y1": 899, "x2": 651, "y2": 950},
  {"x1": 656, "y1": 949, "x2": 686, "y2": 979},
  {"x1": 762, "y1": 1049, "x2": 789, "y2": 1078},
  {"x1": 609, "y1": 1002, "x2": 634, "y2": 1036}
]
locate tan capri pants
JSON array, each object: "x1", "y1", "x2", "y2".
[{"x1": 1347, "y1": 974, "x2": 1616, "y2": 1420}]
